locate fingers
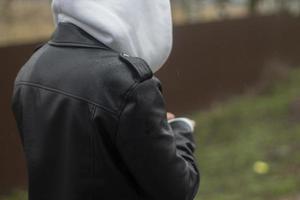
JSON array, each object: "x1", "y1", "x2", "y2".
[{"x1": 167, "y1": 112, "x2": 175, "y2": 120}]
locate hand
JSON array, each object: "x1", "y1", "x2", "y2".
[
  {"x1": 167, "y1": 112, "x2": 175, "y2": 120},
  {"x1": 189, "y1": 119, "x2": 196, "y2": 128}
]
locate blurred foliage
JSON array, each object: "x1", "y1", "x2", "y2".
[
  {"x1": 1, "y1": 0, "x2": 300, "y2": 45},
  {"x1": 0, "y1": 190, "x2": 27, "y2": 200},
  {"x1": 1, "y1": 67, "x2": 300, "y2": 200},
  {"x1": 0, "y1": 0, "x2": 53, "y2": 46},
  {"x1": 192, "y1": 67, "x2": 300, "y2": 199},
  {"x1": 172, "y1": 0, "x2": 300, "y2": 23}
]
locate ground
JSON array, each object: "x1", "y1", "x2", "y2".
[{"x1": 191, "y1": 67, "x2": 300, "y2": 200}]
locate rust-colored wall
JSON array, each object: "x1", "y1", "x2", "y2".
[
  {"x1": 1, "y1": 15, "x2": 300, "y2": 193},
  {"x1": 0, "y1": 44, "x2": 34, "y2": 193},
  {"x1": 158, "y1": 15, "x2": 300, "y2": 113}
]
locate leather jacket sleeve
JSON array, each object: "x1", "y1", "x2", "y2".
[{"x1": 115, "y1": 77, "x2": 200, "y2": 200}]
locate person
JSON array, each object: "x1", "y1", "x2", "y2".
[{"x1": 11, "y1": 0, "x2": 200, "y2": 199}]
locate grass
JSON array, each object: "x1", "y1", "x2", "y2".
[
  {"x1": 0, "y1": 190, "x2": 27, "y2": 200},
  {"x1": 1, "y1": 68, "x2": 300, "y2": 200},
  {"x1": 192, "y1": 67, "x2": 300, "y2": 200}
]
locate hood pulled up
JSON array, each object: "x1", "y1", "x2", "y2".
[{"x1": 52, "y1": 0, "x2": 173, "y2": 72}]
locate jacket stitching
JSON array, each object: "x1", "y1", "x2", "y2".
[
  {"x1": 117, "y1": 81, "x2": 139, "y2": 117},
  {"x1": 87, "y1": 104, "x2": 97, "y2": 200},
  {"x1": 91, "y1": 105, "x2": 97, "y2": 120},
  {"x1": 113, "y1": 80, "x2": 140, "y2": 141},
  {"x1": 89, "y1": 104, "x2": 97, "y2": 122},
  {"x1": 113, "y1": 79, "x2": 153, "y2": 199},
  {"x1": 48, "y1": 41, "x2": 108, "y2": 49},
  {"x1": 15, "y1": 81, "x2": 118, "y2": 115},
  {"x1": 114, "y1": 77, "x2": 152, "y2": 143}
]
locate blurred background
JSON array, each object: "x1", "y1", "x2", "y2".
[{"x1": 1, "y1": 0, "x2": 300, "y2": 199}]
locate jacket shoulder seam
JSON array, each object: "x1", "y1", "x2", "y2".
[
  {"x1": 15, "y1": 81, "x2": 118, "y2": 115},
  {"x1": 113, "y1": 78, "x2": 153, "y2": 142}
]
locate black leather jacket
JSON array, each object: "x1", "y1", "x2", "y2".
[{"x1": 11, "y1": 23, "x2": 199, "y2": 200}]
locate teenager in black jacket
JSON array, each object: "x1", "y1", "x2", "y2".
[{"x1": 11, "y1": 0, "x2": 200, "y2": 199}]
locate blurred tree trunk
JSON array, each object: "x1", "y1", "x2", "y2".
[
  {"x1": 276, "y1": 0, "x2": 289, "y2": 14},
  {"x1": 216, "y1": 0, "x2": 230, "y2": 18},
  {"x1": 176, "y1": 0, "x2": 202, "y2": 23},
  {"x1": 248, "y1": 0, "x2": 261, "y2": 15}
]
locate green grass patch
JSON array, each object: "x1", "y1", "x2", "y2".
[
  {"x1": 193, "y1": 68, "x2": 300, "y2": 200},
  {"x1": 0, "y1": 190, "x2": 27, "y2": 200}
]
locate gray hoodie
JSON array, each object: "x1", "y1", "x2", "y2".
[{"x1": 52, "y1": 0, "x2": 173, "y2": 72}]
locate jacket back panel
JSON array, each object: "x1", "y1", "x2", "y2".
[{"x1": 12, "y1": 43, "x2": 141, "y2": 199}]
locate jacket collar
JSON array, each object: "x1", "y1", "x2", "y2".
[{"x1": 48, "y1": 23, "x2": 110, "y2": 50}]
